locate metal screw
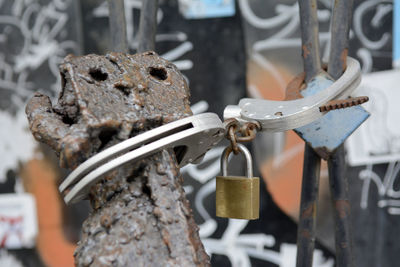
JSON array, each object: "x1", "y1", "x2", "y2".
[{"x1": 319, "y1": 96, "x2": 369, "y2": 112}]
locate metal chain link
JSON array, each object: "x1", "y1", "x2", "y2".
[{"x1": 224, "y1": 119, "x2": 260, "y2": 154}]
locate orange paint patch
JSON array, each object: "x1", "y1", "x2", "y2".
[
  {"x1": 261, "y1": 132, "x2": 304, "y2": 219},
  {"x1": 247, "y1": 59, "x2": 293, "y2": 100},
  {"x1": 21, "y1": 159, "x2": 75, "y2": 267}
]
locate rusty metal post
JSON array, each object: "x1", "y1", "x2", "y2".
[
  {"x1": 327, "y1": 0, "x2": 354, "y2": 80},
  {"x1": 296, "y1": 1, "x2": 322, "y2": 266},
  {"x1": 298, "y1": 0, "x2": 322, "y2": 82},
  {"x1": 137, "y1": 0, "x2": 159, "y2": 53},
  {"x1": 327, "y1": 145, "x2": 353, "y2": 266},
  {"x1": 296, "y1": 145, "x2": 321, "y2": 267},
  {"x1": 327, "y1": 0, "x2": 355, "y2": 266},
  {"x1": 107, "y1": 0, "x2": 128, "y2": 53},
  {"x1": 26, "y1": 1, "x2": 210, "y2": 266}
]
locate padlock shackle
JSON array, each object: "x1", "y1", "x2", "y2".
[{"x1": 221, "y1": 143, "x2": 253, "y2": 178}]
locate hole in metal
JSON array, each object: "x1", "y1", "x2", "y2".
[
  {"x1": 89, "y1": 68, "x2": 108, "y2": 81},
  {"x1": 149, "y1": 67, "x2": 167, "y2": 81}
]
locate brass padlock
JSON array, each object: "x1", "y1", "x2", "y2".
[{"x1": 216, "y1": 143, "x2": 260, "y2": 220}]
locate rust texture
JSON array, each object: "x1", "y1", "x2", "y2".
[
  {"x1": 296, "y1": 1, "x2": 323, "y2": 266},
  {"x1": 314, "y1": 146, "x2": 330, "y2": 161},
  {"x1": 319, "y1": 96, "x2": 369, "y2": 112},
  {"x1": 328, "y1": 145, "x2": 354, "y2": 267},
  {"x1": 327, "y1": 0, "x2": 356, "y2": 265},
  {"x1": 284, "y1": 72, "x2": 306, "y2": 101},
  {"x1": 298, "y1": 0, "x2": 322, "y2": 82},
  {"x1": 296, "y1": 145, "x2": 321, "y2": 267},
  {"x1": 26, "y1": 52, "x2": 210, "y2": 266},
  {"x1": 340, "y1": 48, "x2": 349, "y2": 74}
]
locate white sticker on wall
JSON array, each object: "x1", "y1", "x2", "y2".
[
  {"x1": 178, "y1": 0, "x2": 235, "y2": 19},
  {"x1": 346, "y1": 69, "x2": 400, "y2": 166},
  {"x1": 0, "y1": 193, "x2": 38, "y2": 249}
]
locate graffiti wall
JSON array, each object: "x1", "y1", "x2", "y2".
[{"x1": 0, "y1": 0, "x2": 396, "y2": 266}]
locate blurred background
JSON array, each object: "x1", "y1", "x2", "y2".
[{"x1": 0, "y1": 0, "x2": 397, "y2": 266}]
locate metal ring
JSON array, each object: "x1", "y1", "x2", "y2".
[
  {"x1": 236, "y1": 122, "x2": 259, "y2": 142},
  {"x1": 221, "y1": 143, "x2": 253, "y2": 178},
  {"x1": 228, "y1": 125, "x2": 239, "y2": 154}
]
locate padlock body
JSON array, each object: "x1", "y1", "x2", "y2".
[{"x1": 216, "y1": 176, "x2": 260, "y2": 220}]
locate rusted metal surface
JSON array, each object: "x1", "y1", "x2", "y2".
[
  {"x1": 327, "y1": 0, "x2": 356, "y2": 266},
  {"x1": 284, "y1": 72, "x2": 305, "y2": 101},
  {"x1": 319, "y1": 96, "x2": 369, "y2": 112},
  {"x1": 328, "y1": 0, "x2": 354, "y2": 80},
  {"x1": 295, "y1": 1, "x2": 323, "y2": 265},
  {"x1": 298, "y1": 0, "x2": 322, "y2": 82},
  {"x1": 137, "y1": 0, "x2": 159, "y2": 53},
  {"x1": 327, "y1": 145, "x2": 354, "y2": 267},
  {"x1": 296, "y1": 145, "x2": 321, "y2": 267},
  {"x1": 27, "y1": 52, "x2": 191, "y2": 170},
  {"x1": 225, "y1": 119, "x2": 260, "y2": 154},
  {"x1": 294, "y1": 0, "x2": 359, "y2": 265},
  {"x1": 26, "y1": 52, "x2": 210, "y2": 266},
  {"x1": 107, "y1": 0, "x2": 128, "y2": 53}
]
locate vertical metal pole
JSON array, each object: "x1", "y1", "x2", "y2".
[
  {"x1": 137, "y1": 0, "x2": 159, "y2": 53},
  {"x1": 107, "y1": 0, "x2": 128, "y2": 53},
  {"x1": 327, "y1": 1, "x2": 355, "y2": 266},
  {"x1": 296, "y1": 1, "x2": 322, "y2": 266},
  {"x1": 327, "y1": 0, "x2": 353, "y2": 80},
  {"x1": 298, "y1": 0, "x2": 322, "y2": 82},
  {"x1": 296, "y1": 145, "x2": 321, "y2": 267},
  {"x1": 327, "y1": 146, "x2": 353, "y2": 267}
]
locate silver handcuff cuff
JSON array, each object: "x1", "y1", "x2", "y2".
[{"x1": 60, "y1": 57, "x2": 362, "y2": 205}]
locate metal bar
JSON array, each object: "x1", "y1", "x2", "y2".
[
  {"x1": 137, "y1": 0, "x2": 159, "y2": 53},
  {"x1": 327, "y1": 146, "x2": 354, "y2": 267},
  {"x1": 296, "y1": 145, "x2": 321, "y2": 267},
  {"x1": 107, "y1": 0, "x2": 128, "y2": 53},
  {"x1": 298, "y1": 0, "x2": 323, "y2": 82},
  {"x1": 297, "y1": 0, "x2": 322, "y2": 267},
  {"x1": 295, "y1": 1, "x2": 323, "y2": 266},
  {"x1": 327, "y1": 0, "x2": 354, "y2": 80},
  {"x1": 327, "y1": 1, "x2": 355, "y2": 266}
]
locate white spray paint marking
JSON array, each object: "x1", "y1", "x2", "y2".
[
  {"x1": 190, "y1": 100, "x2": 209, "y2": 115},
  {"x1": 353, "y1": 0, "x2": 392, "y2": 50},
  {"x1": 358, "y1": 161, "x2": 400, "y2": 215},
  {"x1": 14, "y1": 41, "x2": 59, "y2": 72},
  {"x1": 247, "y1": 84, "x2": 263, "y2": 99},
  {"x1": 0, "y1": 0, "x2": 79, "y2": 111},
  {"x1": 161, "y1": 41, "x2": 193, "y2": 61},
  {"x1": 388, "y1": 207, "x2": 400, "y2": 215},
  {"x1": 172, "y1": 60, "x2": 193, "y2": 70},
  {"x1": 280, "y1": 244, "x2": 334, "y2": 267},
  {"x1": 0, "y1": 109, "x2": 36, "y2": 182},
  {"x1": 238, "y1": 0, "x2": 298, "y2": 29},
  {"x1": 357, "y1": 48, "x2": 373, "y2": 73},
  {"x1": 0, "y1": 0, "x2": 80, "y2": 183},
  {"x1": 181, "y1": 146, "x2": 225, "y2": 184},
  {"x1": 0, "y1": 249, "x2": 23, "y2": 267}
]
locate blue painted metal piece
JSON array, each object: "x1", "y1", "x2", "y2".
[
  {"x1": 300, "y1": 75, "x2": 334, "y2": 97},
  {"x1": 294, "y1": 74, "x2": 370, "y2": 159}
]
